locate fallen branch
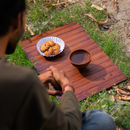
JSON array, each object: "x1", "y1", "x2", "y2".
[
  {"x1": 85, "y1": 3, "x2": 108, "y2": 25},
  {"x1": 25, "y1": 24, "x2": 35, "y2": 36},
  {"x1": 84, "y1": 13, "x2": 108, "y2": 25}
]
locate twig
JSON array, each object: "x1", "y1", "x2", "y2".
[
  {"x1": 25, "y1": 24, "x2": 35, "y2": 36},
  {"x1": 85, "y1": 3, "x2": 108, "y2": 25}
]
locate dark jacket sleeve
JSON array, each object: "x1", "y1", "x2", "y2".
[{"x1": 14, "y1": 74, "x2": 82, "y2": 130}]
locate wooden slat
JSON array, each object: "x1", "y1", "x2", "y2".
[
  {"x1": 20, "y1": 21, "x2": 127, "y2": 101},
  {"x1": 73, "y1": 65, "x2": 119, "y2": 91},
  {"x1": 76, "y1": 74, "x2": 126, "y2": 101}
]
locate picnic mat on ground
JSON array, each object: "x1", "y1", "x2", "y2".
[{"x1": 20, "y1": 21, "x2": 127, "y2": 101}]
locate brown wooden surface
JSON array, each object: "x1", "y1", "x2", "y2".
[{"x1": 20, "y1": 21, "x2": 127, "y2": 101}]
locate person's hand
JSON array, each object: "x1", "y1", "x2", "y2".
[
  {"x1": 38, "y1": 71, "x2": 62, "y2": 96},
  {"x1": 47, "y1": 66, "x2": 74, "y2": 93}
]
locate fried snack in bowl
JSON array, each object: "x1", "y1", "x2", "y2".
[
  {"x1": 47, "y1": 40, "x2": 55, "y2": 47},
  {"x1": 52, "y1": 45, "x2": 60, "y2": 55},
  {"x1": 55, "y1": 43, "x2": 60, "y2": 49},
  {"x1": 37, "y1": 36, "x2": 65, "y2": 57},
  {"x1": 44, "y1": 47, "x2": 53, "y2": 56},
  {"x1": 40, "y1": 42, "x2": 50, "y2": 52}
]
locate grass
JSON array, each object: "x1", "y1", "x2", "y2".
[{"x1": 5, "y1": 0, "x2": 130, "y2": 129}]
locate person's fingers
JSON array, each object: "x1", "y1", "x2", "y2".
[
  {"x1": 38, "y1": 71, "x2": 53, "y2": 83},
  {"x1": 48, "y1": 66, "x2": 72, "y2": 89},
  {"x1": 49, "y1": 77, "x2": 62, "y2": 91},
  {"x1": 46, "y1": 68, "x2": 50, "y2": 71},
  {"x1": 60, "y1": 70, "x2": 64, "y2": 73},
  {"x1": 47, "y1": 89, "x2": 63, "y2": 96},
  {"x1": 49, "y1": 66, "x2": 59, "y2": 74}
]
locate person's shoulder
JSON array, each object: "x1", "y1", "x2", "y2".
[{"x1": 0, "y1": 58, "x2": 37, "y2": 86}]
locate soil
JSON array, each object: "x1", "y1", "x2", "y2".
[{"x1": 91, "y1": 0, "x2": 130, "y2": 57}]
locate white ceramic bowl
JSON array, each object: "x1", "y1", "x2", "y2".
[{"x1": 37, "y1": 36, "x2": 65, "y2": 57}]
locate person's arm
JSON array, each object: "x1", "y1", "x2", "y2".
[
  {"x1": 13, "y1": 69, "x2": 81, "y2": 130},
  {"x1": 46, "y1": 66, "x2": 82, "y2": 129}
]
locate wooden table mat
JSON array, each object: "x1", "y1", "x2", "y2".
[{"x1": 20, "y1": 21, "x2": 127, "y2": 101}]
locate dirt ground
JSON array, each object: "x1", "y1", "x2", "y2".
[{"x1": 92, "y1": 0, "x2": 130, "y2": 57}]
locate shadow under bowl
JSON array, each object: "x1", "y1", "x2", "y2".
[{"x1": 69, "y1": 49, "x2": 92, "y2": 69}]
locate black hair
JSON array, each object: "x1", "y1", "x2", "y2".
[{"x1": 0, "y1": 0, "x2": 26, "y2": 37}]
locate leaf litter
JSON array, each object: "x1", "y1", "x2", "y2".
[
  {"x1": 115, "y1": 85, "x2": 130, "y2": 101},
  {"x1": 85, "y1": 1, "x2": 117, "y2": 31},
  {"x1": 46, "y1": 0, "x2": 77, "y2": 8},
  {"x1": 85, "y1": 3, "x2": 111, "y2": 30}
]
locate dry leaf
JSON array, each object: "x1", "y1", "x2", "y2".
[
  {"x1": 101, "y1": 2, "x2": 107, "y2": 11},
  {"x1": 117, "y1": 94, "x2": 130, "y2": 101},
  {"x1": 28, "y1": 0, "x2": 31, "y2": 5},
  {"x1": 113, "y1": 0, "x2": 118, "y2": 12},
  {"x1": 127, "y1": 86, "x2": 130, "y2": 90},
  {"x1": 91, "y1": 4, "x2": 103, "y2": 11},
  {"x1": 116, "y1": 86, "x2": 130, "y2": 101},
  {"x1": 46, "y1": 4, "x2": 52, "y2": 8},
  {"x1": 33, "y1": 0, "x2": 36, "y2": 4},
  {"x1": 111, "y1": 95, "x2": 115, "y2": 102},
  {"x1": 25, "y1": 24, "x2": 35, "y2": 36},
  {"x1": 97, "y1": 99, "x2": 101, "y2": 103},
  {"x1": 13, "y1": 59, "x2": 16, "y2": 65},
  {"x1": 46, "y1": 0, "x2": 76, "y2": 8},
  {"x1": 51, "y1": 15, "x2": 53, "y2": 19},
  {"x1": 102, "y1": 104, "x2": 106, "y2": 107},
  {"x1": 115, "y1": 87, "x2": 130, "y2": 95},
  {"x1": 86, "y1": 108, "x2": 89, "y2": 110},
  {"x1": 52, "y1": 1, "x2": 70, "y2": 6},
  {"x1": 7, "y1": 59, "x2": 10, "y2": 62},
  {"x1": 56, "y1": 0, "x2": 61, "y2": 4},
  {"x1": 116, "y1": 126, "x2": 122, "y2": 130}
]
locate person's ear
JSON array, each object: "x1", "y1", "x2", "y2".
[{"x1": 12, "y1": 12, "x2": 22, "y2": 34}]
